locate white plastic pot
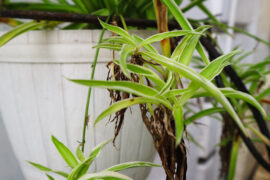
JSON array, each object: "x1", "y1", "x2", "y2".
[{"x1": 0, "y1": 30, "x2": 157, "y2": 180}]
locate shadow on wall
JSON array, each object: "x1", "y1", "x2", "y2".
[{"x1": 0, "y1": 112, "x2": 24, "y2": 180}]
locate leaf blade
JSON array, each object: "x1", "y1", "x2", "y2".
[
  {"x1": 51, "y1": 136, "x2": 78, "y2": 169},
  {"x1": 95, "y1": 97, "x2": 170, "y2": 125},
  {"x1": 79, "y1": 171, "x2": 132, "y2": 180},
  {"x1": 141, "y1": 51, "x2": 247, "y2": 136}
]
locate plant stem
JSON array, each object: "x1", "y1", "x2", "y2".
[
  {"x1": 153, "y1": 0, "x2": 171, "y2": 57},
  {"x1": 119, "y1": 14, "x2": 128, "y2": 32},
  {"x1": 228, "y1": 135, "x2": 240, "y2": 180},
  {"x1": 81, "y1": 15, "x2": 111, "y2": 152}
]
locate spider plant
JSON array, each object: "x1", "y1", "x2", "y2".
[
  {"x1": 1, "y1": 0, "x2": 270, "y2": 179},
  {"x1": 28, "y1": 135, "x2": 160, "y2": 180},
  {"x1": 69, "y1": 16, "x2": 267, "y2": 178},
  {"x1": 65, "y1": 0, "x2": 269, "y2": 178}
]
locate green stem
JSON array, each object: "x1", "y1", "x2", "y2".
[
  {"x1": 182, "y1": 0, "x2": 205, "y2": 13},
  {"x1": 228, "y1": 135, "x2": 240, "y2": 180},
  {"x1": 119, "y1": 14, "x2": 128, "y2": 32},
  {"x1": 81, "y1": 15, "x2": 111, "y2": 152}
]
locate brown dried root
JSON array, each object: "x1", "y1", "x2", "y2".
[
  {"x1": 140, "y1": 104, "x2": 187, "y2": 180},
  {"x1": 106, "y1": 61, "x2": 129, "y2": 145},
  {"x1": 106, "y1": 54, "x2": 187, "y2": 179}
]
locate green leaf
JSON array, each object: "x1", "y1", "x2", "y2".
[
  {"x1": 176, "y1": 26, "x2": 210, "y2": 65},
  {"x1": 164, "y1": 88, "x2": 189, "y2": 97},
  {"x1": 178, "y1": 50, "x2": 240, "y2": 104},
  {"x1": 173, "y1": 103, "x2": 184, "y2": 145},
  {"x1": 70, "y1": 80, "x2": 158, "y2": 97},
  {"x1": 0, "y1": 21, "x2": 45, "y2": 47},
  {"x1": 182, "y1": 0, "x2": 205, "y2": 12},
  {"x1": 91, "y1": 8, "x2": 110, "y2": 16},
  {"x1": 71, "y1": 0, "x2": 88, "y2": 13},
  {"x1": 67, "y1": 157, "x2": 94, "y2": 180},
  {"x1": 216, "y1": 137, "x2": 232, "y2": 147},
  {"x1": 89, "y1": 139, "x2": 112, "y2": 161},
  {"x1": 95, "y1": 97, "x2": 170, "y2": 125},
  {"x1": 68, "y1": 139, "x2": 111, "y2": 180},
  {"x1": 113, "y1": 61, "x2": 165, "y2": 89},
  {"x1": 194, "y1": 87, "x2": 267, "y2": 119},
  {"x1": 200, "y1": 50, "x2": 241, "y2": 80},
  {"x1": 102, "y1": 36, "x2": 127, "y2": 44},
  {"x1": 56, "y1": 0, "x2": 68, "y2": 5},
  {"x1": 187, "y1": 132, "x2": 204, "y2": 150},
  {"x1": 228, "y1": 137, "x2": 240, "y2": 180},
  {"x1": 93, "y1": 43, "x2": 122, "y2": 51},
  {"x1": 138, "y1": 30, "x2": 200, "y2": 48},
  {"x1": 221, "y1": 88, "x2": 267, "y2": 118},
  {"x1": 69, "y1": 80, "x2": 171, "y2": 108},
  {"x1": 28, "y1": 161, "x2": 51, "y2": 171},
  {"x1": 161, "y1": 0, "x2": 192, "y2": 30},
  {"x1": 249, "y1": 60, "x2": 270, "y2": 70},
  {"x1": 120, "y1": 44, "x2": 136, "y2": 78},
  {"x1": 184, "y1": 107, "x2": 225, "y2": 125},
  {"x1": 28, "y1": 161, "x2": 68, "y2": 178},
  {"x1": 159, "y1": 71, "x2": 174, "y2": 95},
  {"x1": 197, "y1": 3, "x2": 230, "y2": 34},
  {"x1": 171, "y1": 35, "x2": 192, "y2": 60},
  {"x1": 76, "y1": 145, "x2": 85, "y2": 162},
  {"x1": 256, "y1": 88, "x2": 270, "y2": 100},
  {"x1": 133, "y1": 34, "x2": 158, "y2": 54},
  {"x1": 141, "y1": 51, "x2": 247, "y2": 136},
  {"x1": 63, "y1": 23, "x2": 88, "y2": 30},
  {"x1": 78, "y1": 171, "x2": 132, "y2": 180},
  {"x1": 51, "y1": 136, "x2": 78, "y2": 168},
  {"x1": 161, "y1": 0, "x2": 210, "y2": 65},
  {"x1": 106, "y1": 161, "x2": 161, "y2": 172},
  {"x1": 248, "y1": 125, "x2": 270, "y2": 146},
  {"x1": 233, "y1": 50, "x2": 254, "y2": 64},
  {"x1": 46, "y1": 174, "x2": 55, "y2": 180},
  {"x1": 99, "y1": 20, "x2": 136, "y2": 46}
]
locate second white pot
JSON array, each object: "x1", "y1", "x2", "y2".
[{"x1": 0, "y1": 29, "x2": 158, "y2": 179}]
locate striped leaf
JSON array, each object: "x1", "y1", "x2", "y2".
[
  {"x1": 161, "y1": 0, "x2": 210, "y2": 64},
  {"x1": 93, "y1": 43, "x2": 122, "y2": 51},
  {"x1": 173, "y1": 103, "x2": 184, "y2": 145},
  {"x1": 51, "y1": 136, "x2": 78, "y2": 169},
  {"x1": 221, "y1": 88, "x2": 267, "y2": 118},
  {"x1": 141, "y1": 51, "x2": 247, "y2": 136},
  {"x1": 70, "y1": 80, "x2": 158, "y2": 97},
  {"x1": 99, "y1": 20, "x2": 136, "y2": 46},
  {"x1": 120, "y1": 44, "x2": 136, "y2": 78},
  {"x1": 76, "y1": 145, "x2": 85, "y2": 162},
  {"x1": 184, "y1": 107, "x2": 225, "y2": 125},
  {"x1": 0, "y1": 21, "x2": 45, "y2": 47},
  {"x1": 68, "y1": 139, "x2": 111, "y2": 180},
  {"x1": 106, "y1": 161, "x2": 161, "y2": 172},
  {"x1": 133, "y1": 34, "x2": 159, "y2": 54},
  {"x1": 28, "y1": 161, "x2": 68, "y2": 178},
  {"x1": 95, "y1": 97, "x2": 170, "y2": 125},
  {"x1": 79, "y1": 171, "x2": 132, "y2": 180},
  {"x1": 200, "y1": 50, "x2": 241, "y2": 80},
  {"x1": 139, "y1": 30, "x2": 200, "y2": 47},
  {"x1": 176, "y1": 26, "x2": 210, "y2": 65}
]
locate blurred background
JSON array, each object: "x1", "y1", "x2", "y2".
[{"x1": 0, "y1": 0, "x2": 269, "y2": 179}]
